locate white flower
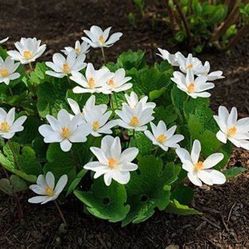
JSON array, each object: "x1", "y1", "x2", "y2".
[
  {"x1": 144, "y1": 121, "x2": 184, "y2": 151},
  {"x1": 116, "y1": 101, "x2": 154, "y2": 131},
  {"x1": 213, "y1": 106, "x2": 249, "y2": 150},
  {"x1": 0, "y1": 37, "x2": 9, "y2": 44},
  {"x1": 124, "y1": 91, "x2": 156, "y2": 110},
  {"x1": 46, "y1": 51, "x2": 86, "y2": 78},
  {"x1": 171, "y1": 70, "x2": 214, "y2": 98},
  {"x1": 67, "y1": 95, "x2": 106, "y2": 118},
  {"x1": 195, "y1": 61, "x2": 224, "y2": 81},
  {"x1": 28, "y1": 172, "x2": 68, "y2": 204},
  {"x1": 157, "y1": 48, "x2": 183, "y2": 66},
  {"x1": 176, "y1": 53, "x2": 202, "y2": 74},
  {"x1": 38, "y1": 109, "x2": 90, "y2": 152},
  {"x1": 8, "y1": 37, "x2": 46, "y2": 64},
  {"x1": 84, "y1": 135, "x2": 139, "y2": 186},
  {"x1": 84, "y1": 105, "x2": 117, "y2": 137},
  {"x1": 0, "y1": 107, "x2": 27, "y2": 139},
  {"x1": 176, "y1": 140, "x2": 226, "y2": 186},
  {"x1": 102, "y1": 68, "x2": 132, "y2": 94},
  {"x1": 0, "y1": 56, "x2": 20, "y2": 85},
  {"x1": 82, "y1": 25, "x2": 123, "y2": 48},
  {"x1": 62, "y1": 40, "x2": 90, "y2": 56},
  {"x1": 71, "y1": 63, "x2": 112, "y2": 94}
]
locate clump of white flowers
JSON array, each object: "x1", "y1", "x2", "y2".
[{"x1": 1, "y1": 30, "x2": 249, "y2": 225}]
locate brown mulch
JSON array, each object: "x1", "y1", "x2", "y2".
[{"x1": 0, "y1": 0, "x2": 249, "y2": 248}]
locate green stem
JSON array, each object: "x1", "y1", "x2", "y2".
[
  {"x1": 29, "y1": 62, "x2": 33, "y2": 71},
  {"x1": 101, "y1": 47, "x2": 106, "y2": 64}
]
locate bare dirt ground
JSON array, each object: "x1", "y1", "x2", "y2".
[{"x1": 0, "y1": 0, "x2": 249, "y2": 248}]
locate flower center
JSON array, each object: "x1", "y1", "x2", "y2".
[
  {"x1": 45, "y1": 186, "x2": 54, "y2": 196},
  {"x1": 88, "y1": 77, "x2": 95, "y2": 89},
  {"x1": 0, "y1": 121, "x2": 10, "y2": 132},
  {"x1": 129, "y1": 116, "x2": 139, "y2": 127},
  {"x1": 99, "y1": 35, "x2": 105, "y2": 45},
  {"x1": 194, "y1": 161, "x2": 204, "y2": 171},
  {"x1": 156, "y1": 134, "x2": 167, "y2": 144},
  {"x1": 187, "y1": 83, "x2": 195, "y2": 93},
  {"x1": 186, "y1": 63, "x2": 193, "y2": 69},
  {"x1": 107, "y1": 79, "x2": 116, "y2": 88},
  {"x1": 0, "y1": 68, "x2": 10, "y2": 77},
  {"x1": 62, "y1": 63, "x2": 71, "y2": 74},
  {"x1": 227, "y1": 126, "x2": 237, "y2": 137},
  {"x1": 108, "y1": 158, "x2": 118, "y2": 169},
  {"x1": 92, "y1": 121, "x2": 100, "y2": 131},
  {"x1": 60, "y1": 127, "x2": 71, "y2": 139},
  {"x1": 23, "y1": 50, "x2": 33, "y2": 60}
]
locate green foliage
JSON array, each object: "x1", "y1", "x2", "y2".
[
  {"x1": 0, "y1": 175, "x2": 27, "y2": 196},
  {"x1": 74, "y1": 179, "x2": 130, "y2": 222},
  {"x1": 122, "y1": 156, "x2": 180, "y2": 225},
  {"x1": 223, "y1": 167, "x2": 246, "y2": 179}
]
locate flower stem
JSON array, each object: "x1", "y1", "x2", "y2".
[
  {"x1": 29, "y1": 62, "x2": 33, "y2": 71},
  {"x1": 8, "y1": 87, "x2": 13, "y2": 96},
  {"x1": 54, "y1": 200, "x2": 67, "y2": 226},
  {"x1": 101, "y1": 47, "x2": 106, "y2": 64}
]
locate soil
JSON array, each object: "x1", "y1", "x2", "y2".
[{"x1": 0, "y1": 0, "x2": 249, "y2": 248}]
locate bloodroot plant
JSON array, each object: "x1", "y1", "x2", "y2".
[{"x1": 0, "y1": 26, "x2": 248, "y2": 225}]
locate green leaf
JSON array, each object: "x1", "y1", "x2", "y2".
[
  {"x1": 0, "y1": 142, "x2": 40, "y2": 182},
  {"x1": 149, "y1": 87, "x2": 166, "y2": 101},
  {"x1": 171, "y1": 185, "x2": 194, "y2": 205},
  {"x1": 117, "y1": 50, "x2": 145, "y2": 70},
  {"x1": 29, "y1": 62, "x2": 47, "y2": 85},
  {"x1": 123, "y1": 156, "x2": 173, "y2": 225},
  {"x1": 66, "y1": 169, "x2": 87, "y2": 196},
  {"x1": 74, "y1": 179, "x2": 130, "y2": 222},
  {"x1": 37, "y1": 79, "x2": 69, "y2": 117},
  {"x1": 154, "y1": 105, "x2": 177, "y2": 124},
  {"x1": 166, "y1": 199, "x2": 202, "y2": 215},
  {"x1": 223, "y1": 167, "x2": 246, "y2": 179},
  {"x1": 130, "y1": 132, "x2": 153, "y2": 155},
  {"x1": 0, "y1": 175, "x2": 27, "y2": 196},
  {"x1": 44, "y1": 144, "x2": 78, "y2": 183}
]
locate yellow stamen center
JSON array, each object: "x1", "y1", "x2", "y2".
[
  {"x1": 0, "y1": 121, "x2": 10, "y2": 132},
  {"x1": 108, "y1": 158, "x2": 118, "y2": 169},
  {"x1": 156, "y1": 134, "x2": 167, "y2": 144},
  {"x1": 87, "y1": 77, "x2": 95, "y2": 89},
  {"x1": 45, "y1": 186, "x2": 54, "y2": 196},
  {"x1": 99, "y1": 35, "x2": 105, "y2": 45},
  {"x1": 23, "y1": 50, "x2": 33, "y2": 60},
  {"x1": 60, "y1": 127, "x2": 71, "y2": 139},
  {"x1": 187, "y1": 83, "x2": 195, "y2": 93},
  {"x1": 62, "y1": 63, "x2": 71, "y2": 74},
  {"x1": 0, "y1": 68, "x2": 10, "y2": 77},
  {"x1": 228, "y1": 126, "x2": 237, "y2": 137},
  {"x1": 194, "y1": 161, "x2": 204, "y2": 171},
  {"x1": 129, "y1": 116, "x2": 139, "y2": 127},
  {"x1": 92, "y1": 121, "x2": 100, "y2": 131},
  {"x1": 107, "y1": 79, "x2": 116, "y2": 88},
  {"x1": 186, "y1": 63, "x2": 193, "y2": 69}
]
